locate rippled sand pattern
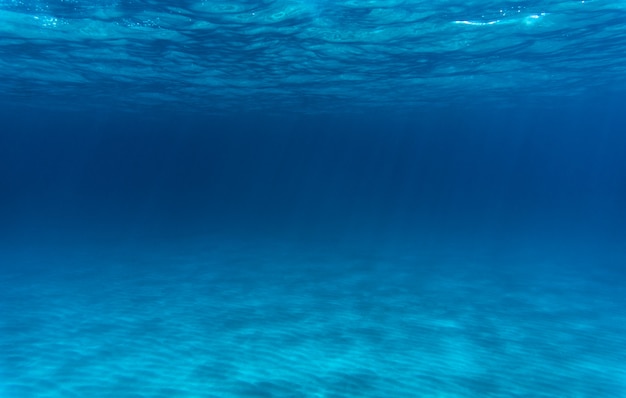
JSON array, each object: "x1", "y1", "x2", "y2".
[{"x1": 1, "y1": 245, "x2": 625, "y2": 397}]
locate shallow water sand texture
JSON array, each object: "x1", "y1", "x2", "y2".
[{"x1": 1, "y1": 243, "x2": 624, "y2": 397}]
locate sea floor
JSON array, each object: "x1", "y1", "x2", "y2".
[{"x1": 1, "y1": 238, "x2": 625, "y2": 397}]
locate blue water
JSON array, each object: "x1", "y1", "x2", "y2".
[{"x1": 1, "y1": 1, "x2": 626, "y2": 397}]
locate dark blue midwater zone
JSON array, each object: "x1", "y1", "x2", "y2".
[{"x1": 2, "y1": 106, "x2": 625, "y2": 246}]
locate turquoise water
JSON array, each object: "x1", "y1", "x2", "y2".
[
  {"x1": 2, "y1": 240, "x2": 625, "y2": 397},
  {"x1": 1, "y1": 1, "x2": 626, "y2": 397},
  {"x1": 0, "y1": 0, "x2": 625, "y2": 113}
]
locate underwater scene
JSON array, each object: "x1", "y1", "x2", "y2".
[{"x1": 1, "y1": 0, "x2": 626, "y2": 397}]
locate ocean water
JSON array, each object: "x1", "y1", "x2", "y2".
[{"x1": 1, "y1": 1, "x2": 626, "y2": 397}]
